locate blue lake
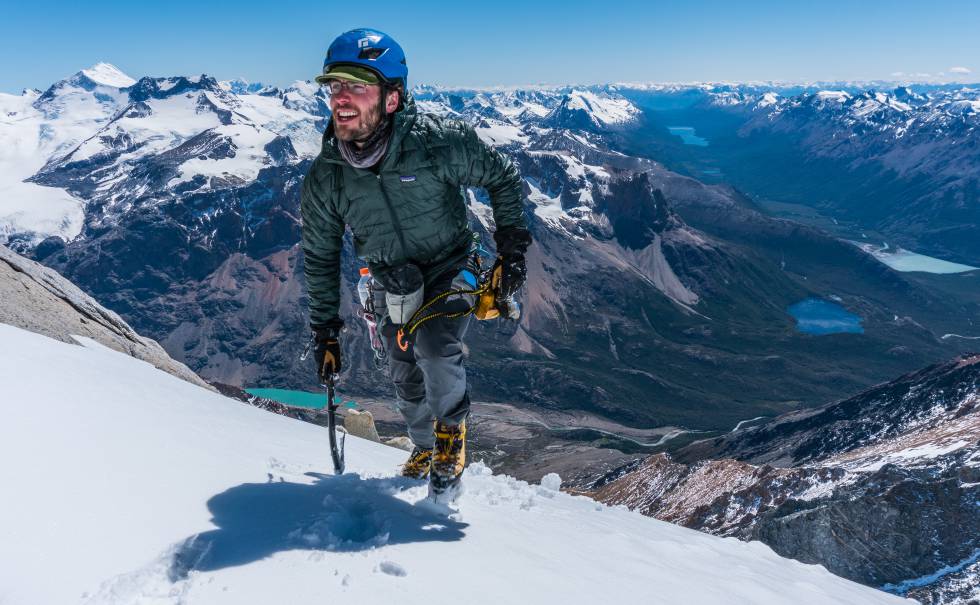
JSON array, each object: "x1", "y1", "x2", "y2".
[
  {"x1": 667, "y1": 126, "x2": 709, "y2": 146},
  {"x1": 788, "y1": 299, "x2": 864, "y2": 335}
]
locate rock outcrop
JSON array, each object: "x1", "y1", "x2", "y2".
[{"x1": 0, "y1": 244, "x2": 209, "y2": 389}]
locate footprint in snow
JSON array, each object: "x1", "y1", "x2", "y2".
[{"x1": 377, "y1": 561, "x2": 407, "y2": 577}]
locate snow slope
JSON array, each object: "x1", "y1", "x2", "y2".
[{"x1": 0, "y1": 324, "x2": 912, "y2": 604}]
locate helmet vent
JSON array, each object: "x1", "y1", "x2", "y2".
[{"x1": 358, "y1": 47, "x2": 388, "y2": 61}]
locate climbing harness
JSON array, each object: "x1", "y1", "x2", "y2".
[{"x1": 394, "y1": 238, "x2": 520, "y2": 345}]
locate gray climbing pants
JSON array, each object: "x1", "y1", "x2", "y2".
[{"x1": 375, "y1": 270, "x2": 474, "y2": 449}]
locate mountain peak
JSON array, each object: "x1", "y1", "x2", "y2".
[
  {"x1": 564, "y1": 89, "x2": 638, "y2": 123},
  {"x1": 543, "y1": 89, "x2": 639, "y2": 131},
  {"x1": 80, "y1": 62, "x2": 136, "y2": 88}
]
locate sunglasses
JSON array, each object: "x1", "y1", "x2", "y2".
[{"x1": 324, "y1": 80, "x2": 375, "y2": 95}]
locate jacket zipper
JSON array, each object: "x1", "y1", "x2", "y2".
[{"x1": 377, "y1": 173, "x2": 408, "y2": 262}]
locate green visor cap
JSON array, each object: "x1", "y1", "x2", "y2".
[{"x1": 315, "y1": 64, "x2": 382, "y2": 85}]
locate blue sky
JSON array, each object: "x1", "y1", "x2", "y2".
[{"x1": 3, "y1": 0, "x2": 978, "y2": 92}]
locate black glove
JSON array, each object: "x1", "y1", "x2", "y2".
[
  {"x1": 493, "y1": 226, "x2": 532, "y2": 298},
  {"x1": 495, "y1": 254, "x2": 527, "y2": 299},
  {"x1": 311, "y1": 321, "x2": 343, "y2": 383}
]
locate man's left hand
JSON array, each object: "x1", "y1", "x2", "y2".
[
  {"x1": 492, "y1": 226, "x2": 531, "y2": 299},
  {"x1": 495, "y1": 253, "x2": 527, "y2": 299}
]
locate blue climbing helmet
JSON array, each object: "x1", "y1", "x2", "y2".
[{"x1": 316, "y1": 28, "x2": 408, "y2": 90}]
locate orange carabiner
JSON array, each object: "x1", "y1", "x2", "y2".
[{"x1": 396, "y1": 328, "x2": 410, "y2": 352}]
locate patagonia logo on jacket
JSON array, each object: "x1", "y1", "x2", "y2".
[{"x1": 399, "y1": 175, "x2": 417, "y2": 182}]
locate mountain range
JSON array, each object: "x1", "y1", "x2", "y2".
[
  {"x1": 615, "y1": 83, "x2": 980, "y2": 266},
  {"x1": 1, "y1": 64, "x2": 977, "y2": 434}
]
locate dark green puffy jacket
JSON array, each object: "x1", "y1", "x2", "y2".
[{"x1": 301, "y1": 95, "x2": 527, "y2": 326}]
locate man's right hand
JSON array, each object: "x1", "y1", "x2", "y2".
[{"x1": 312, "y1": 324, "x2": 343, "y2": 383}]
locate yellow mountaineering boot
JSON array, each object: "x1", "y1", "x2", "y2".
[
  {"x1": 401, "y1": 445, "x2": 432, "y2": 479},
  {"x1": 430, "y1": 418, "x2": 466, "y2": 501}
]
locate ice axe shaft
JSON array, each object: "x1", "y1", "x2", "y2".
[{"x1": 325, "y1": 375, "x2": 345, "y2": 475}]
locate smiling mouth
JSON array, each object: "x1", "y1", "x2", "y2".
[{"x1": 335, "y1": 109, "x2": 359, "y2": 123}]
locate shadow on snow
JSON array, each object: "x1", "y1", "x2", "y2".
[{"x1": 169, "y1": 472, "x2": 467, "y2": 580}]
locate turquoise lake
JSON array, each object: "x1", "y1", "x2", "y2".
[
  {"x1": 858, "y1": 244, "x2": 979, "y2": 274},
  {"x1": 246, "y1": 388, "x2": 358, "y2": 410},
  {"x1": 667, "y1": 126, "x2": 709, "y2": 146},
  {"x1": 788, "y1": 299, "x2": 864, "y2": 335}
]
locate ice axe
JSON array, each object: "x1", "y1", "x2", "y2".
[
  {"x1": 324, "y1": 373, "x2": 346, "y2": 475},
  {"x1": 301, "y1": 336, "x2": 346, "y2": 475}
]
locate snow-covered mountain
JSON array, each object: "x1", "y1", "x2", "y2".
[
  {"x1": 0, "y1": 63, "x2": 326, "y2": 251},
  {"x1": 591, "y1": 355, "x2": 980, "y2": 604},
  {"x1": 0, "y1": 320, "x2": 913, "y2": 605},
  {"x1": 0, "y1": 65, "x2": 122, "y2": 247},
  {"x1": 624, "y1": 83, "x2": 980, "y2": 265},
  {"x1": 540, "y1": 89, "x2": 640, "y2": 131}
]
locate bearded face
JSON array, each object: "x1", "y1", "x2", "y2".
[{"x1": 328, "y1": 83, "x2": 399, "y2": 145}]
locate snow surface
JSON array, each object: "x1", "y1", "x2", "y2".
[
  {"x1": 466, "y1": 189, "x2": 496, "y2": 231},
  {"x1": 525, "y1": 177, "x2": 568, "y2": 230},
  {"x1": 815, "y1": 90, "x2": 851, "y2": 103},
  {"x1": 842, "y1": 440, "x2": 971, "y2": 473},
  {"x1": 474, "y1": 120, "x2": 528, "y2": 146},
  {"x1": 415, "y1": 99, "x2": 459, "y2": 117},
  {"x1": 949, "y1": 100, "x2": 980, "y2": 114},
  {"x1": 81, "y1": 63, "x2": 137, "y2": 88},
  {"x1": 169, "y1": 124, "x2": 277, "y2": 187},
  {"x1": 493, "y1": 98, "x2": 550, "y2": 119},
  {"x1": 757, "y1": 92, "x2": 780, "y2": 108},
  {"x1": 0, "y1": 90, "x2": 93, "y2": 245},
  {"x1": 0, "y1": 322, "x2": 912, "y2": 605},
  {"x1": 233, "y1": 93, "x2": 322, "y2": 158}
]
